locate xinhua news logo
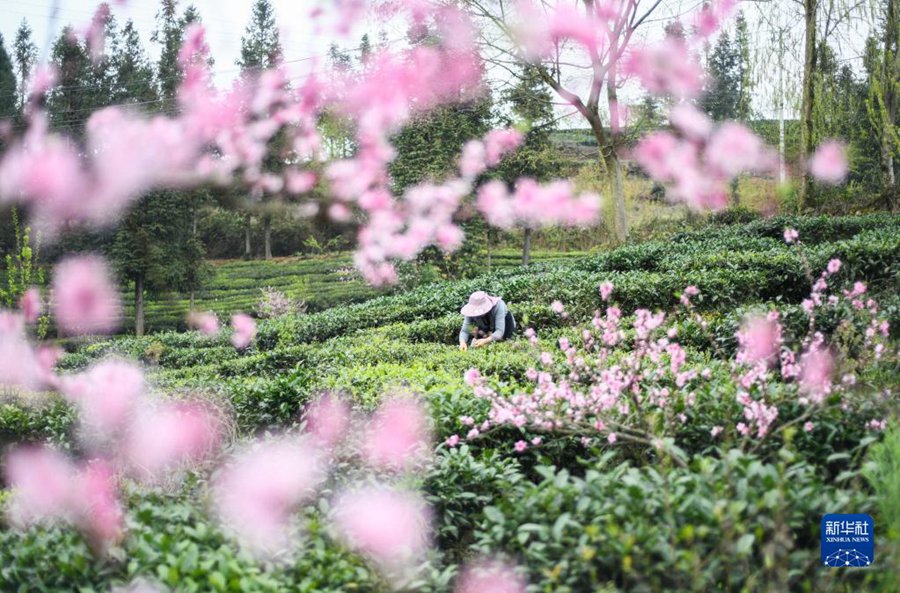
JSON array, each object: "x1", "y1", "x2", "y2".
[{"x1": 821, "y1": 514, "x2": 874, "y2": 568}]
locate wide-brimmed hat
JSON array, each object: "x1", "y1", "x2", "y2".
[{"x1": 461, "y1": 291, "x2": 500, "y2": 317}]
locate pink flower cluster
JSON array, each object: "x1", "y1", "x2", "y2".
[
  {"x1": 634, "y1": 106, "x2": 774, "y2": 211},
  {"x1": 477, "y1": 178, "x2": 600, "y2": 229}
]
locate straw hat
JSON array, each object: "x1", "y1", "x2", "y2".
[{"x1": 461, "y1": 291, "x2": 500, "y2": 317}]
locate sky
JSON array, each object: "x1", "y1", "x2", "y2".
[
  {"x1": 0, "y1": 0, "x2": 397, "y2": 83},
  {"x1": 0, "y1": 0, "x2": 880, "y2": 124}
]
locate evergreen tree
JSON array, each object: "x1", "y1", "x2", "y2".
[
  {"x1": 359, "y1": 33, "x2": 372, "y2": 64},
  {"x1": 12, "y1": 20, "x2": 37, "y2": 109},
  {"x1": 701, "y1": 30, "x2": 740, "y2": 121},
  {"x1": 238, "y1": 0, "x2": 284, "y2": 259},
  {"x1": 111, "y1": 191, "x2": 210, "y2": 336},
  {"x1": 0, "y1": 35, "x2": 17, "y2": 120},
  {"x1": 111, "y1": 20, "x2": 158, "y2": 105},
  {"x1": 153, "y1": 0, "x2": 185, "y2": 106},
  {"x1": 238, "y1": 0, "x2": 282, "y2": 71},
  {"x1": 46, "y1": 23, "x2": 117, "y2": 136},
  {"x1": 734, "y1": 12, "x2": 754, "y2": 121}
]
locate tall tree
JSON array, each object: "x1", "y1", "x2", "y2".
[
  {"x1": 701, "y1": 30, "x2": 740, "y2": 121},
  {"x1": 499, "y1": 64, "x2": 562, "y2": 265},
  {"x1": 869, "y1": 0, "x2": 899, "y2": 208},
  {"x1": 238, "y1": 0, "x2": 283, "y2": 259},
  {"x1": 799, "y1": 0, "x2": 818, "y2": 208},
  {"x1": 46, "y1": 23, "x2": 117, "y2": 137},
  {"x1": 238, "y1": 0, "x2": 282, "y2": 71},
  {"x1": 12, "y1": 20, "x2": 37, "y2": 109},
  {"x1": 111, "y1": 20, "x2": 158, "y2": 105},
  {"x1": 153, "y1": 0, "x2": 185, "y2": 107},
  {"x1": 111, "y1": 191, "x2": 210, "y2": 336},
  {"x1": 734, "y1": 12, "x2": 753, "y2": 122},
  {"x1": 464, "y1": 0, "x2": 671, "y2": 244},
  {"x1": 0, "y1": 35, "x2": 17, "y2": 120}
]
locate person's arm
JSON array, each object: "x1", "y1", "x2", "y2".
[
  {"x1": 459, "y1": 316, "x2": 472, "y2": 348},
  {"x1": 489, "y1": 300, "x2": 507, "y2": 341}
]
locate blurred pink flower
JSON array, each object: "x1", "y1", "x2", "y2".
[
  {"x1": 52, "y1": 256, "x2": 121, "y2": 336},
  {"x1": 214, "y1": 437, "x2": 325, "y2": 555},
  {"x1": 19, "y1": 287, "x2": 42, "y2": 324},
  {"x1": 125, "y1": 402, "x2": 220, "y2": 481},
  {"x1": 332, "y1": 487, "x2": 431, "y2": 568},
  {"x1": 4, "y1": 445, "x2": 75, "y2": 526},
  {"x1": 669, "y1": 103, "x2": 712, "y2": 140},
  {"x1": 784, "y1": 228, "x2": 799, "y2": 243},
  {"x1": 624, "y1": 37, "x2": 705, "y2": 99},
  {"x1": 365, "y1": 398, "x2": 430, "y2": 470},
  {"x1": 704, "y1": 122, "x2": 765, "y2": 177},
  {"x1": 737, "y1": 314, "x2": 781, "y2": 365},
  {"x1": 483, "y1": 128, "x2": 523, "y2": 165},
  {"x1": 231, "y1": 313, "x2": 257, "y2": 349},
  {"x1": 187, "y1": 311, "x2": 220, "y2": 336},
  {"x1": 799, "y1": 346, "x2": 833, "y2": 403},
  {"x1": 456, "y1": 560, "x2": 527, "y2": 593},
  {"x1": 62, "y1": 360, "x2": 144, "y2": 437},
  {"x1": 464, "y1": 368, "x2": 483, "y2": 387},
  {"x1": 71, "y1": 460, "x2": 124, "y2": 544},
  {"x1": 305, "y1": 394, "x2": 351, "y2": 448},
  {"x1": 599, "y1": 281, "x2": 614, "y2": 301},
  {"x1": 809, "y1": 141, "x2": 848, "y2": 185}
]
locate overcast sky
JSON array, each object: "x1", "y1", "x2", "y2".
[{"x1": 0, "y1": 0, "x2": 879, "y2": 123}]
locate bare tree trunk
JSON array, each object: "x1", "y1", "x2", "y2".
[
  {"x1": 244, "y1": 212, "x2": 252, "y2": 259},
  {"x1": 777, "y1": 27, "x2": 787, "y2": 185},
  {"x1": 799, "y1": 0, "x2": 818, "y2": 209},
  {"x1": 522, "y1": 227, "x2": 532, "y2": 266},
  {"x1": 263, "y1": 214, "x2": 273, "y2": 260},
  {"x1": 134, "y1": 274, "x2": 145, "y2": 337},
  {"x1": 608, "y1": 152, "x2": 628, "y2": 243},
  {"x1": 730, "y1": 177, "x2": 740, "y2": 207},
  {"x1": 881, "y1": 0, "x2": 898, "y2": 209},
  {"x1": 190, "y1": 205, "x2": 198, "y2": 311}
]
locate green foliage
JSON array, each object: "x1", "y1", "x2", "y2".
[
  {"x1": 0, "y1": 33, "x2": 17, "y2": 119},
  {"x1": 471, "y1": 451, "x2": 874, "y2": 593},
  {"x1": 0, "y1": 208, "x2": 44, "y2": 309}
]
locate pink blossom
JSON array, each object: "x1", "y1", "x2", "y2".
[
  {"x1": 365, "y1": 398, "x2": 430, "y2": 470},
  {"x1": 52, "y1": 256, "x2": 121, "y2": 335},
  {"x1": 83, "y1": 3, "x2": 111, "y2": 62},
  {"x1": 624, "y1": 37, "x2": 705, "y2": 99},
  {"x1": 0, "y1": 327, "x2": 42, "y2": 390},
  {"x1": 71, "y1": 460, "x2": 123, "y2": 544},
  {"x1": 285, "y1": 170, "x2": 317, "y2": 194},
  {"x1": 803, "y1": 421, "x2": 814, "y2": 432},
  {"x1": 799, "y1": 346, "x2": 833, "y2": 403},
  {"x1": 4, "y1": 445, "x2": 76, "y2": 526},
  {"x1": 783, "y1": 228, "x2": 799, "y2": 243},
  {"x1": 124, "y1": 402, "x2": 220, "y2": 481},
  {"x1": 19, "y1": 288, "x2": 42, "y2": 324},
  {"x1": 737, "y1": 314, "x2": 781, "y2": 365},
  {"x1": 550, "y1": 300, "x2": 565, "y2": 314},
  {"x1": 214, "y1": 437, "x2": 325, "y2": 555},
  {"x1": 305, "y1": 394, "x2": 351, "y2": 448},
  {"x1": 483, "y1": 128, "x2": 523, "y2": 165},
  {"x1": 455, "y1": 561, "x2": 527, "y2": 593},
  {"x1": 607, "y1": 433, "x2": 617, "y2": 444},
  {"x1": 809, "y1": 141, "x2": 848, "y2": 184},
  {"x1": 704, "y1": 123, "x2": 766, "y2": 177},
  {"x1": 332, "y1": 487, "x2": 431, "y2": 568},
  {"x1": 826, "y1": 258, "x2": 842, "y2": 276},
  {"x1": 62, "y1": 360, "x2": 144, "y2": 437},
  {"x1": 514, "y1": 440, "x2": 527, "y2": 453},
  {"x1": 599, "y1": 281, "x2": 614, "y2": 301},
  {"x1": 446, "y1": 434, "x2": 461, "y2": 447},
  {"x1": 669, "y1": 103, "x2": 712, "y2": 140},
  {"x1": 464, "y1": 368, "x2": 483, "y2": 387},
  {"x1": 187, "y1": 311, "x2": 220, "y2": 336},
  {"x1": 460, "y1": 140, "x2": 487, "y2": 178},
  {"x1": 231, "y1": 313, "x2": 257, "y2": 349},
  {"x1": 710, "y1": 426, "x2": 723, "y2": 437}
]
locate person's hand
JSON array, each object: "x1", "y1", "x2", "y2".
[
  {"x1": 473, "y1": 337, "x2": 492, "y2": 348},
  {"x1": 459, "y1": 342, "x2": 468, "y2": 352}
]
